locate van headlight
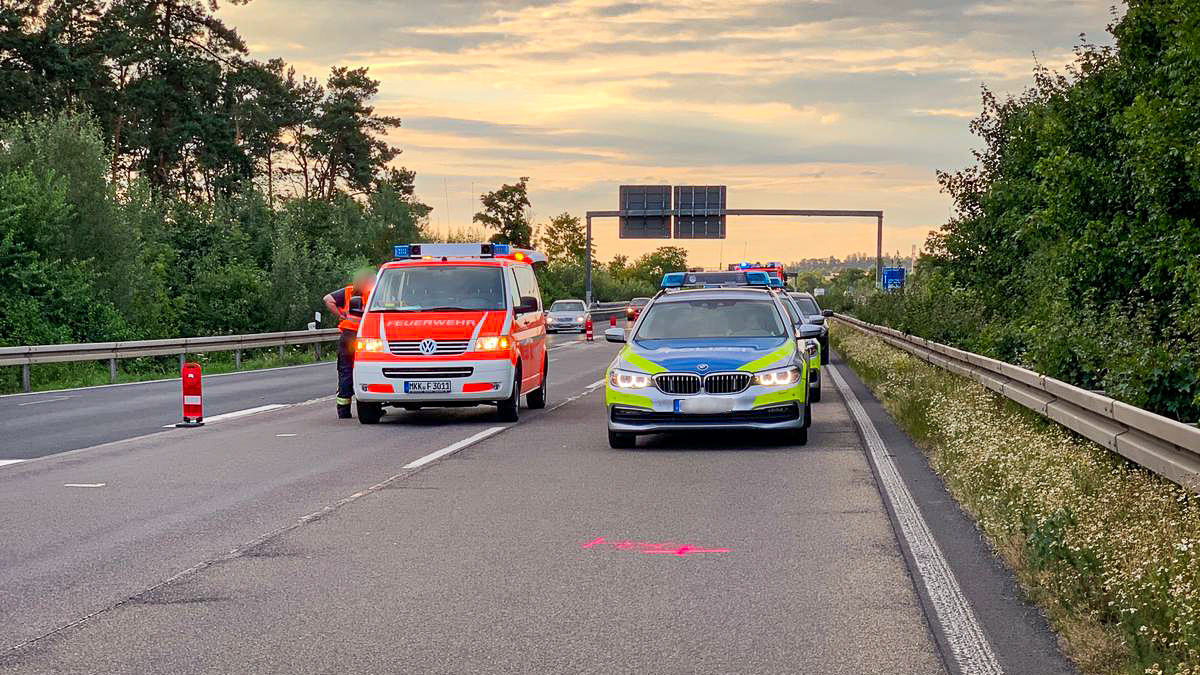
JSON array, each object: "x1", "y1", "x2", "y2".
[
  {"x1": 753, "y1": 366, "x2": 800, "y2": 387},
  {"x1": 356, "y1": 338, "x2": 386, "y2": 352},
  {"x1": 475, "y1": 336, "x2": 512, "y2": 352},
  {"x1": 609, "y1": 369, "x2": 653, "y2": 389}
]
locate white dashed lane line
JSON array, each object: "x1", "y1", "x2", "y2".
[
  {"x1": 162, "y1": 404, "x2": 288, "y2": 428},
  {"x1": 17, "y1": 396, "x2": 74, "y2": 407}
]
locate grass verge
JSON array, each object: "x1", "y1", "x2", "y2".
[
  {"x1": 830, "y1": 322, "x2": 1200, "y2": 675},
  {"x1": 0, "y1": 344, "x2": 336, "y2": 396}
]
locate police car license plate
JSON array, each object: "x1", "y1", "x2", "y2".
[
  {"x1": 675, "y1": 397, "x2": 734, "y2": 415},
  {"x1": 405, "y1": 381, "x2": 451, "y2": 394}
]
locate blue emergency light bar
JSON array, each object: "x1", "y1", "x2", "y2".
[
  {"x1": 768, "y1": 277, "x2": 784, "y2": 288},
  {"x1": 393, "y1": 243, "x2": 510, "y2": 259},
  {"x1": 745, "y1": 271, "x2": 771, "y2": 286},
  {"x1": 661, "y1": 272, "x2": 686, "y2": 288}
]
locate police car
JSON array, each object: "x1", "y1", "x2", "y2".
[
  {"x1": 602, "y1": 270, "x2": 821, "y2": 448},
  {"x1": 351, "y1": 243, "x2": 548, "y2": 424},
  {"x1": 771, "y1": 279, "x2": 823, "y2": 402}
]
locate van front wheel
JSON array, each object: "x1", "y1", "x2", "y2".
[{"x1": 497, "y1": 364, "x2": 521, "y2": 422}]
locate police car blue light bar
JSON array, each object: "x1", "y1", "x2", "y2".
[
  {"x1": 768, "y1": 277, "x2": 784, "y2": 288},
  {"x1": 661, "y1": 272, "x2": 686, "y2": 288},
  {"x1": 744, "y1": 271, "x2": 771, "y2": 286}
]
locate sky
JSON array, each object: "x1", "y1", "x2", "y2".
[{"x1": 218, "y1": 0, "x2": 1120, "y2": 266}]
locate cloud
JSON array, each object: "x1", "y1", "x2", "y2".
[{"x1": 219, "y1": 0, "x2": 1118, "y2": 258}]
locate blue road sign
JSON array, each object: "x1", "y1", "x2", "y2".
[{"x1": 883, "y1": 267, "x2": 906, "y2": 290}]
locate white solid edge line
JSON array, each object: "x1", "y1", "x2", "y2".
[
  {"x1": 0, "y1": 459, "x2": 26, "y2": 468},
  {"x1": 829, "y1": 365, "x2": 1004, "y2": 675},
  {"x1": 161, "y1": 403, "x2": 287, "y2": 428},
  {"x1": 403, "y1": 426, "x2": 507, "y2": 469},
  {"x1": 64, "y1": 483, "x2": 106, "y2": 488}
]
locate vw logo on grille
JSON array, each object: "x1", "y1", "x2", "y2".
[
  {"x1": 697, "y1": 363, "x2": 709, "y2": 371},
  {"x1": 418, "y1": 338, "x2": 438, "y2": 355}
]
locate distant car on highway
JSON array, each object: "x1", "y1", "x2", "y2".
[
  {"x1": 546, "y1": 299, "x2": 588, "y2": 333},
  {"x1": 789, "y1": 291, "x2": 832, "y2": 365},
  {"x1": 626, "y1": 297, "x2": 650, "y2": 321},
  {"x1": 603, "y1": 272, "x2": 814, "y2": 449}
]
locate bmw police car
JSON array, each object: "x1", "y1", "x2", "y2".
[{"x1": 602, "y1": 270, "x2": 818, "y2": 449}]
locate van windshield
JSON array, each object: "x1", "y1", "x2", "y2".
[{"x1": 369, "y1": 265, "x2": 506, "y2": 312}]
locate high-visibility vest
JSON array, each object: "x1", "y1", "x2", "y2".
[{"x1": 338, "y1": 285, "x2": 369, "y2": 332}]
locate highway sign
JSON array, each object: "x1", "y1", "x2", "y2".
[
  {"x1": 882, "y1": 267, "x2": 906, "y2": 290},
  {"x1": 674, "y1": 185, "x2": 726, "y2": 239},
  {"x1": 814, "y1": 288, "x2": 826, "y2": 296},
  {"x1": 619, "y1": 185, "x2": 671, "y2": 238}
]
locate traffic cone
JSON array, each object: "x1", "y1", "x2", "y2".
[{"x1": 585, "y1": 316, "x2": 594, "y2": 341}]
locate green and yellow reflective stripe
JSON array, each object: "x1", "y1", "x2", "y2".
[
  {"x1": 605, "y1": 386, "x2": 655, "y2": 409},
  {"x1": 620, "y1": 347, "x2": 667, "y2": 374},
  {"x1": 738, "y1": 342, "x2": 796, "y2": 373},
  {"x1": 753, "y1": 383, "x2": 806, "y2": 407},
  {"x1": 335, "y1": 397, "x2": 352, "y2": 405}
]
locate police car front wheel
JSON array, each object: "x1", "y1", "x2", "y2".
[{"x1": 608, "y1": 429, "x2": 636, "y2": 448}]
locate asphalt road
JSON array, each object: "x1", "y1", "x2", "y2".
[
  {"x1": 0, "y1": 332, "x2": 589, "y2": 461},
  {"x1": 0, "y1": 339, "x2": 1074, "y2": 674}
]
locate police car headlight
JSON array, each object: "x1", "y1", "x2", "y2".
[
  {"x1": 356, "y1": 338, "x2": 386, "y2": 352},
  {"x1": 753, "y1": 366, "x2": 801, "y2": 387},
  {"x1": 609, "y1": 369, "x2": 653, "y2": 389},
  {"x1": 475, "y1": 336, "x2": 512, "y2": 352}
]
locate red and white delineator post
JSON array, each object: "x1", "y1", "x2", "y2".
[
  {"x1": 177, "y1": 362, "x2": 204, "y2": 427},
  {"x1": 585, "y1": 316, "x2": 594, "y2": 341},
  {"x1": 609, "y1": 316, "x2": 617, "y2": 328}
]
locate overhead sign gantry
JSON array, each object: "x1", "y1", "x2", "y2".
[{"x1": 585, "y1": 185, "x2": 884, "y2": 304}]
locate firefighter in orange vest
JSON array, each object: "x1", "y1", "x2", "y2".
[{"x1": 323, "y1": 268, "x2": 375, "y2": 419}]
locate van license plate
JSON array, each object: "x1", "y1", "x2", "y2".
[{"x1": 405, "y1": 381, "x2": 451, "y2": 394}]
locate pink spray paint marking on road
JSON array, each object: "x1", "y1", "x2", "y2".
[{"x1": 581, "y1": 537, "x2": 730, "y2": 556}]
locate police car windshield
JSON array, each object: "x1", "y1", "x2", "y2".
[
  {"x1": 635, "y1": 298, "x2": 787, "y2": 340},
  {"x1": 369, "y1": 265, "x2": 506, "y2": 312},
  {"x1": 550, "y1": 300, "x2": 585, "y2": 312},
  {"x1": 791, "y1": 295, "x2": 820, "y2": 314}
]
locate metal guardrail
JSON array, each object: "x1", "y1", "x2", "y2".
[
  {"x1": 835, "y1": 315, "x2": 1200, "y2": 493},
  {"x1": 1, "y1": 303, "x2": 634, "y2": 393},
  {"x1": 1, "y1": 328, "x2": 340, "y2": 393}
]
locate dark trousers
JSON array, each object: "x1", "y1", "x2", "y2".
[{"x1": 336, "y1": 330, "x2": 356, "y2": 407}]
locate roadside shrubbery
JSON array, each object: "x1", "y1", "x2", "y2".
[{"x1": 832, "y1": 323, "x2": 1200, "y2": 675}]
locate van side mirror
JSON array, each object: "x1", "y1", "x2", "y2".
[
  {"x1": 821, "y1": 309, "x2": 833, "y2": 317},
  {"x1": 516, "y1": 296, "x2": 539, "y2": 314},
  {"x1": 604, "y1": 327, "x2": 626, "y2": 343}
]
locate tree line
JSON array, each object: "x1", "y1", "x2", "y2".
[
  {"x1": 0, "y1": 0, "x2": 687, "y2": 362},
  {"x1": 852, "y1": 0, "x2": 1200, "y2": 422}
]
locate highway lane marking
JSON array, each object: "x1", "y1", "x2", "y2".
[
  {"x1": 16, "y1": 395, "x2": 74, "y2": 406},
  {"x1": 402, "y1": 426, "x2": 507, "y2": 469},
  {"x1": 161, "y1": 403, "x2": 287, "y2": 428},
  {"x1": 830, "y1": 365, "x2": 1003, "y2": 675},
  {"x1": 1, "y1": 378, "x2": 609, "y2": 655},
  {"x1": 275, "y1": 433, "x2": 297, "y2": 437},
  {"x1": 0, "y1": 459, "x2": 26, "y2": 468},
  {"x1": 586, "y1": 379, "x2": 605, "y2": 390},
  {"x1": 64, "y1": 483, "x2": 106, "y2": 488}
]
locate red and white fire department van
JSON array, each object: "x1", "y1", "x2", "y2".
[{"x1": 351, "y1": 243, "x2": 548, "y2": 424}]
